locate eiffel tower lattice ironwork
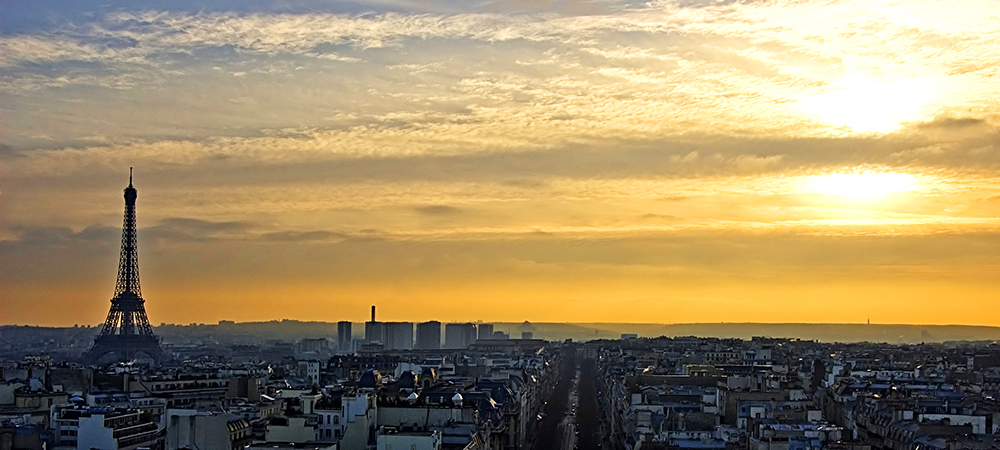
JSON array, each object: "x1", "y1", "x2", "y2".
[{"x1": 84, "y1": 169, "x2": 166, "y2": 364}]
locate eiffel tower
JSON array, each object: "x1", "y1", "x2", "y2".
[{"x1": 84, "y1": 169, "x2": 166, "y2": 364}]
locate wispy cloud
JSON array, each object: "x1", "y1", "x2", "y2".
[{"x1": 3, "y1": 0, "x2": 1000, "y2": 147}]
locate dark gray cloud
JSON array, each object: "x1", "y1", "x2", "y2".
[
  {"x1": 916, "y1": 116, "x2": 988, "y2": 131},
  {"x1": 8, "y1": 225, "x2": 1000, "y2": 287},
  {"x1": 145, "y1": 218, "x2": 252, "y2": 242},
  {"x1": 0, "y1": 225, "x2": 119, "y2": 288},
  {"x1": 0, "y1": 219, "x2": 249, "y2": 247},
  {"x1": 416, "y1": 205, "x2": 463, "y2": 215},
  {"x1": 155, "y1": 218, "x2": 250, "y2": 232},
  {"x1": 76, "y1": 224, "x2": 120, "y2": 242},
  {"x1": 7, "y1": 224, "x2": 117, "y2": 246},
  {"x1": 1, "y1": 218, "x2": 383, "y2": 247},
  {"x1": 260, "y1": 230, "x2": 347, "y2": 242},
  {"x1": 12, "y1": 226, "x2": 81, "y2": 245}
]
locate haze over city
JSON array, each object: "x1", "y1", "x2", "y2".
[{"x1": 3, "y1": 0, "x2": 1000, "y2": 327}]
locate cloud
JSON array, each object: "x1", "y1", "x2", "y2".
[
  {"x1": 886, "y1": 116, "x2": 1000, "y2": 167},
  {"x1": 1, "y1": 217, "x2": 385, "y2": 251},
  {"x1": 7, "y1": 0, "x2": 1000, "y2": 326},
  {"x1": 908, "y1": 116, "x2": 997, "y2": 143},
  {"x1": 9, "y1": 221, "x2": 1000, "y2": 278},
  {"x1": 0, "y1": 220, "x2": 248, "y2": 246},
  {"x1": 9, "y1": 226, "x2": 83, "y2": 245},
  {"x1": 917, "y1": 117, "x2": 989, "y2": 131},
  {"x1": 260, "y1": 230, "x2": 347, "y2": 242},
  {"x1": 416, "y1": 205, "x2": 463, "y2": 215},
  {"x1": 1, "y1": 0, "x2": 999, "y2": 159},
  {"x1": 0, "y1": 129, "x2": 963, "y2": 185},
  {"x1": 143, "y1": 218, "x2": 254, "y2": 242},
  {"x1": 77, "y1": 225, "x2": 121, "y2": 242},
  {"x1": 2, "y1": 224, "x2": 117, "y2": 246},
  {"x1": 640, "y1": 213, "x2": 679, "y2": 221},
  {"x1": 155, "y1": 217, "x2": 248, "y2": 230}
]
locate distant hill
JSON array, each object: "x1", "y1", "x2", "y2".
[
  {"x1": 490, "y1": 322, "x2": 1000, "y2": 344},
  {"x1": 148, "y1": 320, "x2": 1000, "y2": 344},
  {"x1": 7, "y1": 321, "x2": 999, "y2": 347}
]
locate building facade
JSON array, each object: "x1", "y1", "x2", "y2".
[
  {"x1": 416, "y1": 322, "x2": 441, "y2": 350},
  {"x1": 444, "y1": 323, "x2": 478, "y2": 349},
  {"x1": 337, "y1": 321, "x2": 352, "y2": 352}
]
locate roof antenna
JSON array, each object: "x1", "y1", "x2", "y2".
[{"x1": 129, "y1": 167, "x2": 133, "y2": 186}]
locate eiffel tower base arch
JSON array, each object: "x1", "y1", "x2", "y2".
[{"x1": 84, "y1": 335, "x2": 166, "y2": 365}]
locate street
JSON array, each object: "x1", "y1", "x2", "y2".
[{"x1": 531, "y1": 349, "x2": 604, "y2": 450}]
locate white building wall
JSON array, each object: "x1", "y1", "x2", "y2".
[
  {"x1": 378, "y1": 407, "x2": 474, "y2": 428},
  {"x1": 316, "y1": 410, "x2": 346, "y2": 442},
  {"x1": 377, "y1": 431, "x2": 442, "y2": 450},
  {"x1": 266, "y1": 416, "x2": 316, "y2": 443},
  {"x1": 76, "y1": 414, "x2": 117, "y2": 450},
  {"x1": 165, "y1": 409, "x2": 236, "y2": 450},
  {"x1": 341, "y1": 394, "x2": 377, "y2": 450}
]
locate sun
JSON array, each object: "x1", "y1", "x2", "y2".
[
  {"x1": 796, "y1": 75, "x2": 936, "y2": 134},
  {"x1": 804, "y1": 171, "x2": 919, "y2": 201}
]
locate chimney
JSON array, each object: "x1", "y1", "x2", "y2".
[{"x1": 371, "y1": 305, "x2": 376, "y2": 323}]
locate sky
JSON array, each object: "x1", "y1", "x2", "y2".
[{"x1": 2, "y1": 0, "x2": 1000, "y2": 327}]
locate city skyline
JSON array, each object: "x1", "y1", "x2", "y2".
[{"x1": 3, "y1": 0, "x2": 1000, "y2": 327}]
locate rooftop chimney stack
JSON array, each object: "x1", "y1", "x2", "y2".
[{"x1": 371, "y1": 305, "x2": 376, "y2": 323}]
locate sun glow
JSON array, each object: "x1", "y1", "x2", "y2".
[
  {"x1": 804, "y1": 171, "x2": 920, "y2": 200},
  {"x1": 796, "y1": 75, "x2": 936, "y2": 134}
]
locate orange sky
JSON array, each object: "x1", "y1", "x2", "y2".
[{"x1": 3, "y1": 0, "x2": 1000, "y2": 326}]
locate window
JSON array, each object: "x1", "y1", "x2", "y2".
[{"x1": 333, "y1": 416, "x2": 339, "y2": 425}]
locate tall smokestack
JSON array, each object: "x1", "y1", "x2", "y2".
[{"x1": 371, "y1": 305, "x2": 376, "y2": 323}]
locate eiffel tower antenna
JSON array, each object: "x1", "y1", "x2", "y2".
[{"x1": 84, "y1": 170, "x2": 165, "y2": 364}]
